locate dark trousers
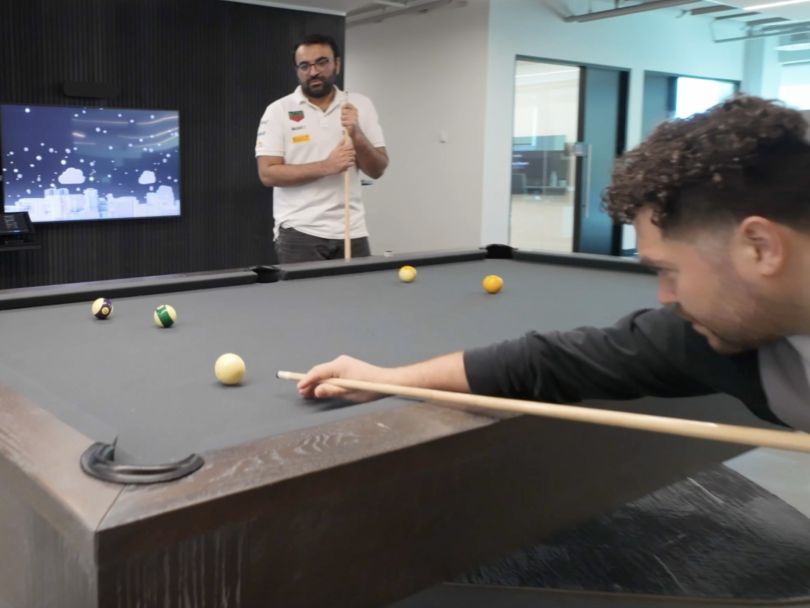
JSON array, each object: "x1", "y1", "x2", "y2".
[{"x1": 275, "y1": 226, "x2": 371, "y2": 264}]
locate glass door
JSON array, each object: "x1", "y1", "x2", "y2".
[
  {"x1": 510, "y1": 60, "x2": 580, "y2": 252},
  {"x1": 575, "y1": 66, "x2": 627, "y2": 256}
]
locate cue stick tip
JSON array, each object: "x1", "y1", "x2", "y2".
[{"x1": 277, "y1": 370, "x2": 304, "y2": 381}]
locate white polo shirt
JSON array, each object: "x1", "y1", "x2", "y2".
[{"x1": 255, "y1": 86, "x2": 385, "y2": 240}]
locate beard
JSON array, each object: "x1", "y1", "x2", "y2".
[
  {"x1": 302, "y1": 75, "x2": 335, "y2": 98},
  {"x1": 675, "y1": 251, "x2": 788, "y2": 354},
  {"x1": 690, "y1": 321, "x2": 759, "y2": 354},
  {"x1": 677, "y1": 298, "x2": 783, "y2": 355}
]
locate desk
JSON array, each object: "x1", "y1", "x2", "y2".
[{"x1": 0, "y1": 249, "x2": 759, "y2": 608}]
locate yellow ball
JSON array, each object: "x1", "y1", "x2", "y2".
[
  {"x1": 214, "y1": 353, "x2": 246, "y2": 386},
  {"x1": 482, "y1": 274, "x2": 504, "y2": 294},
  {"x1": 153, "y1": 304, "x2": 177, "y2": 328},
  {"x1": 398, "y1": 265, "x2": 417, "y2": 283}
]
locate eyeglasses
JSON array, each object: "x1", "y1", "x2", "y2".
[{"x1": 295, "y1": 57, "x2": 332, "y2": 73}]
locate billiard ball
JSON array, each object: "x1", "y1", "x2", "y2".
[
  {"x1": 398, "y1": 265, "x2": 417, "y2": 283},
  {"x1": 91, "y1": 297, "x2": 113, "y2": 320},
  {"x1": 482, "y1": 274, "x2": 503, "y2": 294},
  {"x1": 215, "y1": 353, "x2": 246, "y2": 385},
  {"x1": 153, "y1": 304, "x2": 177, "y2": 328}
]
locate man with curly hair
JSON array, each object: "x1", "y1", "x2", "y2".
[{"x1": 296, "y1": 96, "x2": 810, "y2": 432}]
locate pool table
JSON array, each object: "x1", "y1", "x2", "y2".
[{"x1": 0, "y1": 248, "x2": 765, "y2": 608}]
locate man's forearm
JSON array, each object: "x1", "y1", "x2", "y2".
[
  {"x1": 352, "y1": 131, "x2": 388, "y2": 179},
  {"x1": 259, "y1": 161, "x2": 329, "y2": 188},
  {"x1": 296, "y1": 351, "x2": 469, "y2": 402},
  {"x1": 388, "y1": 351, "x2": 470, "y2": 393}
]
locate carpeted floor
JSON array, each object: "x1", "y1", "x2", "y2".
[{"x1": 455, "y1": 464, "x2": 810, "y2": 600}]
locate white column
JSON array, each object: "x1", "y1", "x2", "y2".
[{"x1": 742, "y1": 36, "x2": 780, "y2": 98}]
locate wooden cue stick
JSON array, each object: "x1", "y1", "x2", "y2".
[
  {"x1": 343, "y1": 133, "x2": 351, "y2": 261},
  {"x1": 276, "y1": 371, "x2": 810, "y2": 454},
  {"x1": 342, "y1": 90, "x2": 352, "y2": 261}
]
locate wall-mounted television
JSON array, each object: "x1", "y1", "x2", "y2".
[{"x1": 1, "y1": 104, "x2": 180, "y2": 223}]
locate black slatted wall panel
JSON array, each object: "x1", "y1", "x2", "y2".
[{"x1": 0, "y1": 0, "x2": 343, "y2": 288}]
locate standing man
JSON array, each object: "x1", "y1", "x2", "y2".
[{"x1": 256, "y1": 34, "x2": 388, "y2": 264}]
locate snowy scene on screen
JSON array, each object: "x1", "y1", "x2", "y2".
[{"x1": 1, "y1": 104, "x2": 180, "y2": 222}]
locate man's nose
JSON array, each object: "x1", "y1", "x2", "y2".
[{"x1": 657, "y1": 278, "x2": 676, "y2": 305}]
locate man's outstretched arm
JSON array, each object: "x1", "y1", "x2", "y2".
[{"x1": 297, "y1": 351, "x2": 469, "y2": 402}]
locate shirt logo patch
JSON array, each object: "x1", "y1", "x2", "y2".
[
  {"x1": 288, "y1": 111, "x2": 305, "y2": 123},
  {"x1": 292, "y1": 134, "x2": 310, "y2": 144}
]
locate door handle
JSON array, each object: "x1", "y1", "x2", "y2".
[{"x1": 582, "y1": 144, "x2": 593, "y2": 219}]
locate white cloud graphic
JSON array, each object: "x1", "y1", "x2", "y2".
[
  {"x1": 58, "y1": 167, "x2": 85, "y2": 185},
  {"x1": 138, "y1": 170, "x2": 156, "y2": 185}
]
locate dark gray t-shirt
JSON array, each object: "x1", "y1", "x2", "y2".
[{"x1": 463, "y1": 306, "x2": 793, "y2": 428}]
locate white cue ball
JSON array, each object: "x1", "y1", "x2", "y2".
[{"x1": 214, "y1": 353, "x2": 246, "y2": 386}]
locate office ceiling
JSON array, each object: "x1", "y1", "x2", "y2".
[
  {"x1": 219, "y1": 0, "x2": 354, "y2": 14},
  {"x1": 559, "y1": 0, "x2": 810, "y2": 46},
  {"x1": 223, "y1": 0, "x2": 810, "y2": 44}
]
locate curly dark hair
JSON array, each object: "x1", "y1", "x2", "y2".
[{"x1": 603, "y1": 95, "x2": 810, "y2": 235}]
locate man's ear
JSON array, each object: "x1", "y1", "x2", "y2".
[
  {"x1": 734, "y1": 216, "x2": 786, "y2": 277},
  {"x1": 335, "y1": 57, "x2": 342, "y2": 75}
]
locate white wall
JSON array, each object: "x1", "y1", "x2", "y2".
[
  {"x1": 346, "y1": 0, "x2": 746, "y2": 252},
  {"x1": 345, "y1": 0, "x2": 490, "y2": 254},
  {"x1": 778, "y1": 63, "x2": 810, "y2": 110}
]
